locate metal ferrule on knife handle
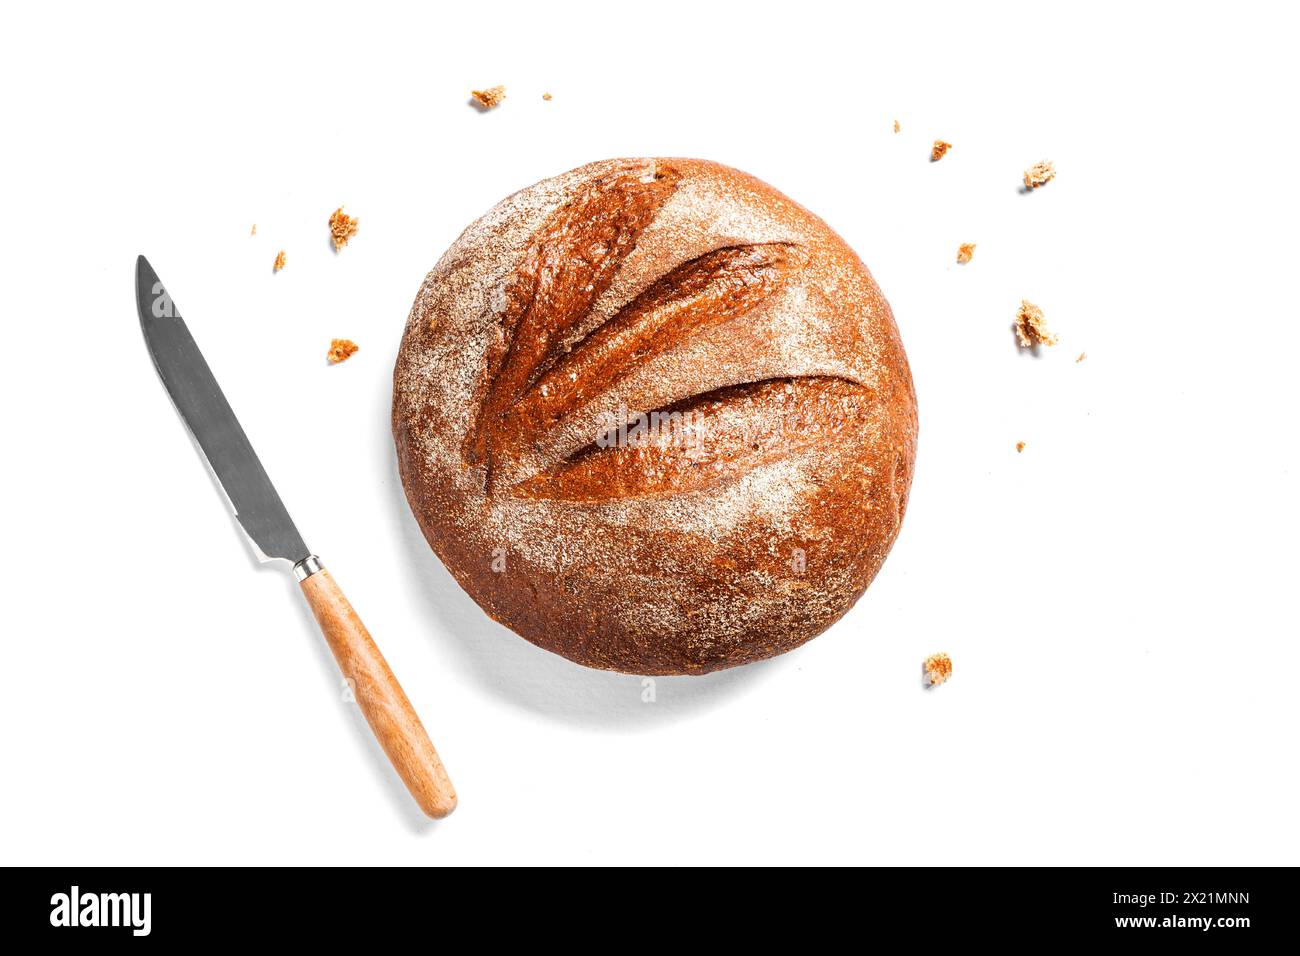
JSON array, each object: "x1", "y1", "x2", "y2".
[{"x1": 293, "y1": 555, "x2": 325, "y2": 581}]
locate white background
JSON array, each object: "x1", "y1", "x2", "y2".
[{"x1": 2, "y1": 0, "x2": 1297, "y2": 866}]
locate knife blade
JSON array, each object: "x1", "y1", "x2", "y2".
[
  {"x1": 136, "y1": 256, "x2": 309, "y2": 564},
  {"x1": 135, "y1": 255, "x2": 456, "y2": 819}
]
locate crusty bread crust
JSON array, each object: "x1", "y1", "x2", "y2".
[{"x1": 393, "y1": 158, "x2": 917, "y2": 675}]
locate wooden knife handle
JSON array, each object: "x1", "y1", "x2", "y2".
[{"x1": 297, "y1": 562, "x2": 457, "y2": 819}]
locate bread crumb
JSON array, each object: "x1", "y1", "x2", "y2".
[
  {"x1": 1076, "y1": 352, "x2": 1087, "y2": 363},
  {"x1": 1015, "y1": 299, "x2": 1058, "y2": 348},
  {"x1": 542, "y1": 92, "x2": 552, "y2": 101},
  {"x1": 893, "y1": 119, "x2": 900, "y2": 133},
  {"x1": 1024, "y1": 160, "x2": 1056, "y2": 190},
  {"x1": 250, "y1": 224, "x2": 257, "y2": 237},
  {"x1": 924, "y1": 652, "x2": 953, "y2": 687},
  {"x1": 1016, "y1": 441, "x2": 1026, "y2": 453},
  {"x1": 327, "y1": 338, "x2": 359, "y2": 364},
  {"x1": 931, "y1": 140, "x2": 952, "y2": 161},
  {"x1": 273, "y1": 250, "x2": 286, "y2": 272},
  {"x1": 328, "y1": 207, "x2": 359, "y2": 250},
  {"x1": 957, "y1": 243, "x2": 976, "y2": 264},
  {"x1": 471, "y1": 85, "x2": 506, "y2": 109}
]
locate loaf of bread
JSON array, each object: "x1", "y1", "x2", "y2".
[{"x1": 393, "y1": 158, "x2": 917, "y2": 675}]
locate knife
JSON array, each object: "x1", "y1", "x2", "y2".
[{"x1": 135, "y1": 255, "x2": 457, "y2": 819}]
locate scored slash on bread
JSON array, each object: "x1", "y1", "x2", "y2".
[
  {"x1": 464, "y1": 164, "x2": 878, "y2": 501},
  {"x1": 466, "y1": 165, "x2": 680, "y2": 474},
  {"x1": 476, "y1": 237, "x2": 828, "y2": 497},
  {"x1": 513, "y1": 377, "x2": 873, "y2": 501}
]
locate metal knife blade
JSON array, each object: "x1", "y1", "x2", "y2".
[{"x1": 136, "y1": 255, "x2": 309, "y2": 564}]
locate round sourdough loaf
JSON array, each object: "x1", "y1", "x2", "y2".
[{"x1": 393, "y1": 158, "x2": 917, "y2": 675}]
